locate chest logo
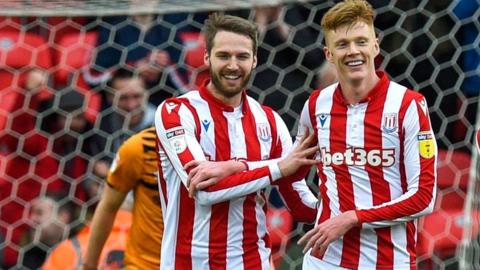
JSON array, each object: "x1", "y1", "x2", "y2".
[
  {"x1": 257, "y1": 123, "x2": 271, "y2": 142},
  {"x1": 382, "y1": 113, "x2": 398, "y2": 134}
]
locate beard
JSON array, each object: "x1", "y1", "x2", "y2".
[{"x1": 210, "y1": 66, "x2": 252, "y2": 98}]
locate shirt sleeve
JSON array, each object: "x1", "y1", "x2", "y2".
[
  {"x1": 272, "y1": 109, "x2": 318, "y2": 224},
  {"x1": 107, "y1": 132, "x2": 143, "y2": 193},
  {"x1": 155, "y1": 98, "x2": 283, "y2": 206},
  {"x1": 356, "y1": 95, "x2": 437, "y2": 229}
]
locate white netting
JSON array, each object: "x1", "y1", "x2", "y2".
[{"x1": 0, "y1": 0, "x2": 479, "y2": 269}]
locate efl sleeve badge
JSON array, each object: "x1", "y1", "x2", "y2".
[{"x1": 418, "y1": 131, "x2": 435, "y2": 159}]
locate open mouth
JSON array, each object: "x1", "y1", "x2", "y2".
[{"x1": 346, "y1": 60, "x2": 364, "y2": 67}]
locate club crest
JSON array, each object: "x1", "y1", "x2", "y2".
[
  {"x1": 382, "y1": 113, "x2": 398, "y2": 133},
  {"x1": 257, "y1": 123, "x2": 271, "y2": 142}
]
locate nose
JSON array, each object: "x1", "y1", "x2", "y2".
[
  {"x1": 347, "y1": 43, "x2": 360, "y2": 55},
  {"x1": 226, "y1": 58, "x2": 239, "y2": 70}
]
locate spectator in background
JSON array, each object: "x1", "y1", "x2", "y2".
[
  {"x1": 89, "y1": 67, "x2": 156, "y2": 184},
  {"x1": 41, "y1": 89, "x2": 96, "y2": 201},
  {"x1": 0, "y1": 67, "x2": 58, "y2": 268},
  {"x1": 43, "y1": 196, "x2": 132, "y2": 270},
  {"x1": 84, "y1": 7, "x2": 187, "y2": 106},
  {"x1": 252, "y1": 4, "x2": 337, "y2": 131},
  {"x1": 18, "y1": 195, "x2": 75, "y2": 269}
]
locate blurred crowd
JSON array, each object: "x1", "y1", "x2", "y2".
[{"x1": 0, "y1": 0, "x2": 478, "y2": 269}]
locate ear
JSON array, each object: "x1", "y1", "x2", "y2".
[
  {"x1": 204, "y1": 49, "x2": 210, "y2": 67},
  {"x1": 252, "y1": 55, "x2": 257, "y2": 69},
  {"x1": 323, "y1": 46, "x2": 333, "y2": 63},
  {"x1": 374, "y1": 37, "x2": 380, "y2": 57}
]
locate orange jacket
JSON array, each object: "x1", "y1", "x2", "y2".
[{"x1": 42, "y1": 210, "x2": 131, "y2": 270}]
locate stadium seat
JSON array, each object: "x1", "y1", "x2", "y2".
[
  {"x1": 53, "y1": 31, "x2": 98, "y2": 86},
  {"x1": 266, "y1": 207, "x2": 294, "y2": 268},
  {"x1": 435, "y1": 149, "x2": 471, "y2": 210},
  {"x1": 417, "y1": 209, "x2": 480, "y2": 260},
  {"x1": 53, "y1": 31, "x2": 101, "y2": 123},
  {"x1": 0, "y1": 30, "x2": 53, "y2": 132},
  {"x1": 179, "y1": 31, "x2": 209, "y2": 89}
]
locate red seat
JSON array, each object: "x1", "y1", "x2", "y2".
[
  {"x1": 179, "y1": 31, "x2": 209, "y2": 89},
  {"x1": 266, "y1": 207, "x2": 293, "y2": 268},
  {"x1": 0, "y1": 30, "x2": 53, "y2": 131},
  {"x1": 53, "y1": 31, "x2": 100, "y2": 123},
  {"x1": 53, "y1": 31, "x2": 98, "y2": 86},
  {"x1": 435, "y1": 149, "x2": 471, "y2": 210},
  {"x1": 417, "y1": 209, "x2": 480, "y2": 259}
]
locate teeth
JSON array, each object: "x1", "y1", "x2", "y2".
[
  {"x1": 224, "y1": 75, "x2": 240, "y2": 80},
  {"x1": 347, "y1": 60, "x2": 363, "y2": 66}
]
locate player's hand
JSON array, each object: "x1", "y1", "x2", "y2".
[
  {"x1": 298, "y1": 210, "x2": 358, "y2": 256},
  {"x1": 185, "y1": 160, "x2": 246, "y2": 198},
  {"x1": 278, "y1": 130, "x2": 319, "y2": 178}
]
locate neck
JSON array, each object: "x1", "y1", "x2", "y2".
[
  {"x1": 207, "y1": 82, "x2": 243, "y2": 107},
  {"x1": 340, "y1": 72, "x2": 380, "y2": 104}
]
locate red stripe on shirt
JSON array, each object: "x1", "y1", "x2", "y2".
[
  {"x1": 159, "y1": 100, "x2": 195, "y2": 269},
  {"x1": 208, "y1": 103, "x2": 230, "y2": 270},
  {"x1": 241, "y1": 101, "x2": 263, "y2": 270},
  {"x1": 364, "y1": 84, "x2": 393, "y2": 269},
  {"x1": 309, "y1": 90, "x2": 331, "y2": 260},
  {"x1": 356, "y1": 93, "x2": 435, "y2": 223},
  {"x1": 330, "y1": 90, "x2": 360, "y2": 268},
  {"x1": 156, "y1": 137, "x2": 168, "y2": 206},
  {"x1": 398, "y1": 93, "x2": 417, "y2": 264}
]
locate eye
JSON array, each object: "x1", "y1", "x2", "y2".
[{"x1": 357, "y1": 39, "x2": 368, "y2": 46}]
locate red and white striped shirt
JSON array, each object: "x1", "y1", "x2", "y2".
[
  {"x1": 301, "y1": 72, "x2": 437, "y2": 270},
  {"x1": 155, "y1": 83, "x2": 317, "y2": 270}
]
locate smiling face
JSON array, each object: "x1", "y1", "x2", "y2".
[
  {"x1": 323, "y1": 21, "x2": 379, "y2": 85},
  {"x1": 205, "y1": 30, "x2": 257, "y2": 105}
]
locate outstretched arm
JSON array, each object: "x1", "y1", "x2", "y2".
[{"x1": 82, "y1": 186, "x2": 126, "y2": 270}]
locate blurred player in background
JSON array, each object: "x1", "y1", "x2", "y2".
[
  {"x1": 81, "y1": 127, "x2": 163, "y2": 270},
  {"x1": 155, "y1": 13, "x2": 319, "y2": 269},
  {"x1": 297, "y1": 0, "x2": 437, "y2": 269}
]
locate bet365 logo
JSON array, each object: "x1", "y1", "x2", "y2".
[{"x1": 320, "y1": 147, "x2": 396, "y2": 167}]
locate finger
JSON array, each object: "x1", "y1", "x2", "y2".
[
  {"x1": 317, "y1": 242, "x2": 329, "y2": 257},
  {"x1": 302, "y1": 231, "x2": 322, "y2": 253},
  {"x1": 297, "y1": 227, "x2": 318, "y2": 245},
  {"x1": 301, "y1": 145, "x2": 320, "y2": 158},
  {"x1": 196, "y1": 177, "x2": 219, "y2": 190},
  {"x1": 188, "y1": 182, "x2": 196, "y2": 198},
  {"x1": 184, "y1": 160, "x2": 200, "y2": 171}
]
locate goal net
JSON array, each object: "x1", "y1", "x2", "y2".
[{"x1": 0, "y1": 0, "x2": 478, "y2": 269}]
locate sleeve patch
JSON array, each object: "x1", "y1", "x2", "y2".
[
  {"x1": 417, "y1": 131, "x2": 435, "y2": 159},
  {"x1": 166, "y1": 128, "x2": 187, "y2": 153}
]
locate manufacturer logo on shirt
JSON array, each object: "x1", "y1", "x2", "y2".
[
  {"x1": 202, "y1": 119, "x2": 211, "y2": 132},
  {"x1": 318, "y1": 113, "x2": 328, "y2": 128},
  {"x1": 417, "y1": 131, "x2": 435, "y2": 159},
  {"x1": 382, "y1": 113, "x2": 398, "y2": 134},
  {"x1": 165, "y1": 102, "x2": 178, "y2": 114},
  {"x1": 257, "y1": 123, "x2": 271, "y2": 142}
]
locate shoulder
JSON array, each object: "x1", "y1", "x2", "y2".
[{"x1": 117, "y1": 129, "x2": 146, "y2": 159}]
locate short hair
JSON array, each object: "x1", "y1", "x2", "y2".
[
  {"x1": 107, "y1": 66, "x2": 142, "y2": 89},
  {"x1": 203, "y1": 13, "x2": 258, "y2": 55},
  {"x1": 321, "y1": 0, "x2": 375, "y2": 33}
]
